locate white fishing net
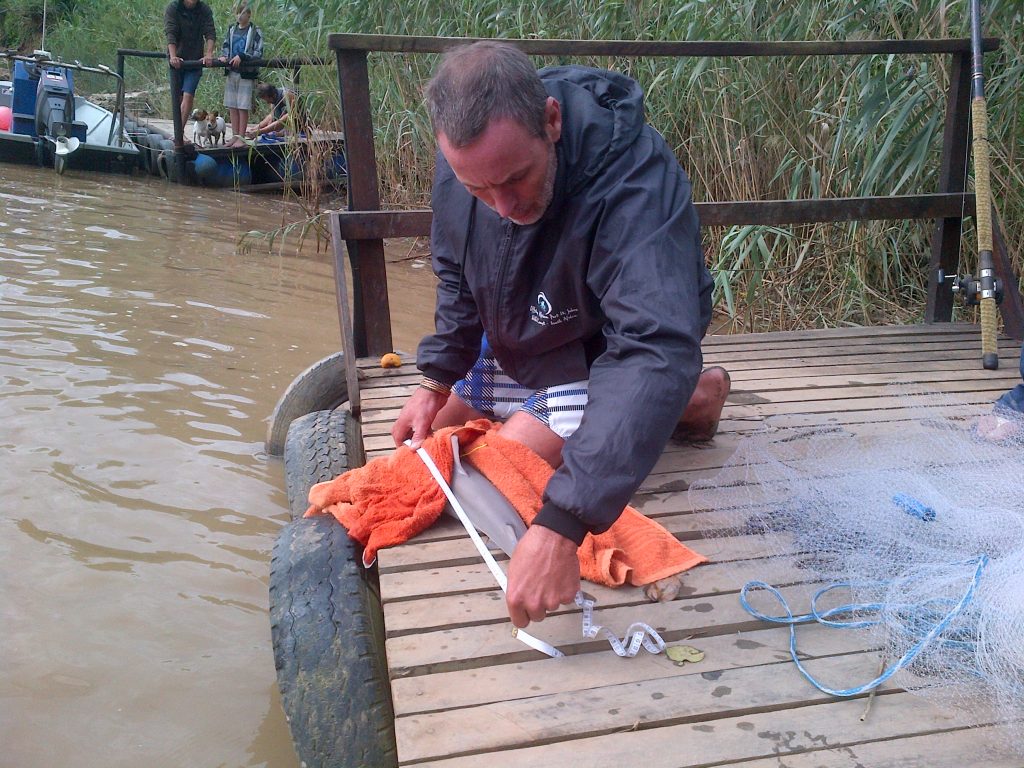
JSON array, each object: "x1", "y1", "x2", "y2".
[{"x1": 689, "y1": 398, "x2": 1024, "y2": 751}]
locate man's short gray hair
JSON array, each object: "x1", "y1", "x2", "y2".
[{"x1": 424, "y1": 41, "x2": 549, "y2": 148}]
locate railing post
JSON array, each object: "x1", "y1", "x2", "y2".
[
  {"x1": 335, "y1": 48, "x2": 392, "y2": 357},
  {"x1": 926, "y1": 51, "x2": 972, "y2": 323},
  {"x1": 992, "y1": 210, "x2": 1024, "y2": 341},
  {"x1": 169, "y1": 65, "x2": 184, "y2": 150}
]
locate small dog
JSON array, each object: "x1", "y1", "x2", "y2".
[
  {"x1": 190, "y1": 109, "x2": 226, "y2": 147},
  {"x1": 208, "y1": 112, "x2": 226, "y2": 146}
]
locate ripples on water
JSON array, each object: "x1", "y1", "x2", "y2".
[{"x1": 0, "y1": 164, "x2": 435, "y2": 767}]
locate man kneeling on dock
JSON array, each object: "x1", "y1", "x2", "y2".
[{"x1": 391, "y1": 41, "x2": 730, "y2": 629}]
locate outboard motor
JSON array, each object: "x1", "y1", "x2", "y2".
[
  {"x1": 31, "y1": 63, "x2": 87, "y2": 173},
  {"x1": 35, "y1": 66, "x2": 85, "y2": 142}
]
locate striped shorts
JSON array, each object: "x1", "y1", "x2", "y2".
[{"x1": 453, "y1": 339, "x2": 589, "y2": 439}]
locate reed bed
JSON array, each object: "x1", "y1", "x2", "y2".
[{"x1": 41, "y1": 0, "x2": 1024, "y2": 331}]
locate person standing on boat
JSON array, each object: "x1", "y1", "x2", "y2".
[
  {"x1": 219, "y1": 2, "x2": 263, "y2": 148},
  {"x1": 391, "y1": 41, "x2": 730, "y2": 629},
  {"x1": 164, "y1": 0, "x2": 216, "y2": 127}
]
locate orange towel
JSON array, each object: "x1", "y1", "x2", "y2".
[{"x1": 305, "y1": 419, "x2": 706, "y2": 587}]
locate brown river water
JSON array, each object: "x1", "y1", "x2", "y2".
[{"x1": 0, "y1": 163, "x2": 436, "y2": 767}]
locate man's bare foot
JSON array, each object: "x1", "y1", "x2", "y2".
[
  {"x1": 673, "y1": 366, "x2": 731, "y2": 443},
  {"x1": 644, "y1": 574, "x2": 683, "y2": 602},
  {"x1": 974, "y1": 412, "x2": 1024, "y2": 443}
]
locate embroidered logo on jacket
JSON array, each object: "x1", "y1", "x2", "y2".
[{"x1": 530, "y1": 291, "x2": 579, "y2": 327}]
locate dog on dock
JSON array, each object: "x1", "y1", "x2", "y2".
[{"x1": 190, "y1": 109, "x2": 226, "y2": 147}]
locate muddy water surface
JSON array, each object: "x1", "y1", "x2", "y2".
[{"x1": 0, "y1": 164, "x2": 436, "y2": 767}]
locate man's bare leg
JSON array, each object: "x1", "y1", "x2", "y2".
[
  {"x1": 433, "y1": 394, "x2": 565, "y2": 466},
  {"x1": 180, "y1": 91, "x2": 195, "y2": 129},
  {"x1": 433, "y1": 395, "x2": 564, "y2": 520},
  {"x1": 498, "y1": 411, "x2": 565, "y2": 468},
  {"x1": 432, "y1": 393, "x2": 488, "y2": 430}
]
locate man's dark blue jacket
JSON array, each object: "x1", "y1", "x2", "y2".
[{"x1": 419, "y1": 65, "x2": 714, "y2": 544}]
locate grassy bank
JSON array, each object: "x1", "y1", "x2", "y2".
[{"x1": 22, "y1": 0, "x2": 1024, "y2": 330}]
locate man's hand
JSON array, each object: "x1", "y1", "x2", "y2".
[
  {"x1": 506, "y1": 525, "x2": 580, "y2": 628},
  {"x1": 230, "y1": 54, "x2": 242, "y2": 68},
  {"x1": 169, "y1": 55, "x2": 183, "y2": 69},
  {"x1": 391, "y1": 387, "x2": 449, "y2": 449},
  {"x1": 201, "y1": 54, "x2": 214, "y2": 67}
]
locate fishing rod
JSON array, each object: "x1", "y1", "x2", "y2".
[{"x1": 955, "y1": 0, "x2": 1000, "y2": 369}]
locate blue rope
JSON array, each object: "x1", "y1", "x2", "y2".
[{"x1": 739, "y1": 554, "x2": 988, "y2": 697}]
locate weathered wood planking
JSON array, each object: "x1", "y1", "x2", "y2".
[
  {"x1": 388, "y1": 623, "x2": 869, "y2": 716},
  {"x1": 360, "y1": 324, "x2": 1020, "y2": 766},
  {"x1": 409, "y1": 693, "x2": 997, "y2": 767}
]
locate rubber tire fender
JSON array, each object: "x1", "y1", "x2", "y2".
[
  {"x1": 270, "y1": 408, "x2": 397, "y2": 768},
  {"x1": 146, "y1": 133, "x2": 164, "y2": 176},
  {"x1": 266, "y1": 350, "x2": 350, "y2": 457},
  {"x1": 283, "y1": 409, "x2": 364, "y2": 521}
]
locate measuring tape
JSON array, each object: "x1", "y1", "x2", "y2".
[{"x1": 411, "y1": 439, "x2": 665, "y2": 659}]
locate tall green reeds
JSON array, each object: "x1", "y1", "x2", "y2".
[{"x1": 42, "y1": 0, "x2": 1024, "y2": 331}]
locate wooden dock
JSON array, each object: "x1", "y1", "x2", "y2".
[{"x1": 355, "y1": 322, "x2": 1022, "y2": 767}]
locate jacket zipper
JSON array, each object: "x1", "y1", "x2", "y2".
[{"x1": 491, "y1": 220, "x2": 518, "y2": 380}]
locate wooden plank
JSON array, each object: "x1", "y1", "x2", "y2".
[
  {"x1": 354, "y1": 337, "x2": 1015, "y2": 377},
  {"x1": 357, "y1": 378, "x2": 1013, "y2": 422},
  {"x1": 357, "y1": 366, "x2": 1019, "y2": 451},
  {"x1": 352, "y1": 324, "x2": 990, "y2": 362},
  {"x1": 384, "y1": 577, "x2": 814, "y2": 675},
  {"x1": 352, "y1": 325, "x2": 998, "y2": 380},
  {"x1": 352, "y1": 329, "x2": 1019, "y2": 387},
  {"x1": 357, "y1": 363, "x2": 987, "y2": 408},
  {"x1": 328, "y1": 32, "x2": 997, "y2": 57},
  {"x1": 379, "y1": 550, "x2": 791, "y2": 603},
  {"x1": 362, "y1": 399, "x2": 1001, "y2": 462},
  {"x1": 697, "y1": 337, "x2": 1020, "y2": 363},
  {"x1": 699, "y1": 321, "x2": 988, "y2": 345},
  {"x1": 389, "y1": 623, "x2": 867, "y2": 716},
  {"x1": 378, "y1": 530, "x2": 790, "y2": 575},
  {"x1": 696, "y1": 195, "x2": 976, "y2": 227},
  {"x1": 357, "y1": 361, "x2": 1019, "y2": 408},
  {"x1": 410, "y1": 692, "x2": 995, "y2": 768},
  {"x1": 361, "y1": 387, "x2": 1013, "y2": 458},
  {"x1": 395, "y1": 652, "x2": 905, "y2": 763},
  {"x1": 333, "y1": 194, "x2": 977, "y2": 238},
  {"x1": 382, "y1": 555, "x2": 812, "y2": 636},
  {"x1": 711, "y1": 386, "x2": 1014, "y2": 419},
  {"x1": 354, "y1": 343, "x2": 1022, "y2": 414},
  {"x1": 732, "y1": 726, "x2": 1018, "y2": 767}
]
